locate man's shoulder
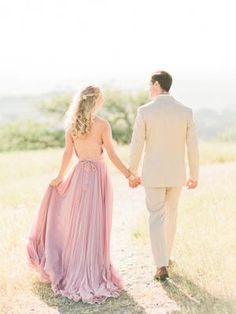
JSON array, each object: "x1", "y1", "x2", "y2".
[
  {"x1": 138, "y1": 101, "x2": 155, "y2": 113},
  {"x1": 172, "y1": 97, "x2": 193, "y2": 114},
  {"x1": 137, "y1": 97, "x2": 193, "y2": 115}
]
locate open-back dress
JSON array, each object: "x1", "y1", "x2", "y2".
[{"x1": 26, "y1": 136, "x2": 124, "y2": 304}]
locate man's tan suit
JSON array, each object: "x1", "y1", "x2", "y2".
[{"x1": 129, "y1": 94, "x2": 199, "y2": 267}]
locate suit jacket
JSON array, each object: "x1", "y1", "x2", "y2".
[{"x1": 129, "y1": 94, "x2": 199, "y2": 187}]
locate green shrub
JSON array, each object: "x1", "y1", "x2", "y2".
[{"x1": 0, "y1": 120, "x2": 64, "y2": 152}]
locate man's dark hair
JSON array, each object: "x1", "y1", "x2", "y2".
[{"x1": 151, "y1": 71, "x2": 172, "y2": 92}]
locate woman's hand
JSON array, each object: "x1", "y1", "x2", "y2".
[
  {"x1": 50, "y1": 175, "x2": 63, "y2": 187},
  {"x1": 127, "y1": 173, "x2": 141, "y2": 188}
]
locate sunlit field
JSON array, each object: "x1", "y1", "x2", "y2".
[{"x1": 0, "y1": 141, "x2": 235, "y2": 313}]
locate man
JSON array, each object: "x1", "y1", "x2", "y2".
[{"x1": 128, "y1": 71, "x2": 199, "y2": 280}]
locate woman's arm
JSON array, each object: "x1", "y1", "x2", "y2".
[
  {"x1": 50, "y1": 129, "x2": 74, "y2": 187},
  {"x1": 58, "y1": 128, "x2": 74, "y2": 177},
  {"x1": 102, "y1": 121, "x2": 136, "y2": 180}
]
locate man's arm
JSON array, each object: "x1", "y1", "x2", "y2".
[
  {"x1": 129, "y1": 107, "x2": 146, "y2": 176},
  {"x1": 186, "y1": 109, "x2": 199, "y2": 185}
]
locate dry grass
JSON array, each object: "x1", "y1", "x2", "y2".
[
  {"x1": 199, "y1": 141, "x2": 236, "y2": 164},
  {"x1": 132, "y1": 159, "x2": 236, "y2": 313},
  {"x1": 0, "y1": 142, "x2": 236, "y2": 313}
]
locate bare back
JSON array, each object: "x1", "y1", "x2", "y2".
[
  {"x1": 65, "y1": 115, "x2": 129, "y2": 178},
  {"x1": 71, "y1": 116, "x2": 104, "y2": 160}
]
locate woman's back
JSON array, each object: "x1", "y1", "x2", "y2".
[{"x1": 71, "y1": 116, "x2": 104, "y2": 160}]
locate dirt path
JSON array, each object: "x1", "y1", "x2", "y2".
[{"x1": 108, "y1": 175, "x2": 180, "y2": 314}]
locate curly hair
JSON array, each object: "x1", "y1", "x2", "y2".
[{"x1": 64, "y1": 85, "x2": 101, "y2": 138}]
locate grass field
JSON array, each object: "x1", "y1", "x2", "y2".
[{"x1": 0, "y1": 141, "x2": 236, "y2": 313}]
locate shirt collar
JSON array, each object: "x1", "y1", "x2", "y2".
[{"x1": 153, "y1": 93, "x2": 172, "y2": 101}]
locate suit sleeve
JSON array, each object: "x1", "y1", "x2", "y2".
[
  {"x1": 186, "y1": 109, "x2": 199, "y2": 181},
  {"x1": 129, "y1": 108, "x2": 146, "y2": 175}
]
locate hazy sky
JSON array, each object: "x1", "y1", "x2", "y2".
[{"x1": 0, "y1": 0, "x2": 235, "y2": 109}]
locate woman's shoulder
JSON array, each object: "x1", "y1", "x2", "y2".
[
  {"x1": 65, "y1": 126, "x2": 72, "y2": 135},
  {"x1": 65, "y1": 126, "x2": 75, "y2": 141},
  {"x1": 94, "y1": 116, "x2": 110, "y2": 129}
]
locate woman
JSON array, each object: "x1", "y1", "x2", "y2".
[{"x1": 26, "y1": 85, "x2": 138, "y2": 304}]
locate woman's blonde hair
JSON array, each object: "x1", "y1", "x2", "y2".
[{"x1": 64, "y1": 85, "x2": 101, "y2": 138}]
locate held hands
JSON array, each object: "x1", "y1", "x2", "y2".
[
  {"x1": 127, "y1": 172, "x2": 141, "y2": 188},
  {"x1": 50, "y1": 175, "x2": 63, "y2": 187},
  {"x1": 185, "y1": 178, "x2": 198, "y2": 189}
]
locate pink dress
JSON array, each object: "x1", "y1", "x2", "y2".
[{"x1": 26, "y1": 148, "x2": 124, "y2": 304}]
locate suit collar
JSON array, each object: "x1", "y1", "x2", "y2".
[{"x1": 153, "y1": 94, "x2": 174, "y2": 101}]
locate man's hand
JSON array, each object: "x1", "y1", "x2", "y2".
[
  {"x1": 128, "y1": 174, "x2": 141, "y2": 188},
  {"x1": 186, "y1": 178, "x2": 198, "y2": 189}
]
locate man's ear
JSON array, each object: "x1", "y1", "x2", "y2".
[{"x1": 154, "y1": 81, "x2": 160, "y2": 88}]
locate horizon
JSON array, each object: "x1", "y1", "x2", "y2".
[{"x1": 0, "y1": 74, "x2": 235, "y2": 112}]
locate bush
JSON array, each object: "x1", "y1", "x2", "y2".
[
  {"x1": 0, "y1": 120, "x2": 64, "y2": 152},
  {"x1": 37, "y1": 93, "x2": 71, "y2": 119},
  {"x1": 100, "y1": 88, "x2": 148, "y2": 143}
]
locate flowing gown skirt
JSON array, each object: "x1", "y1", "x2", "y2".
[{"x1": 26, "y1": 154, "x2": 124, "y2": 304}]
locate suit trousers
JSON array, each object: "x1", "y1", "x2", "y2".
[{"x1": 144, "y1": 186, "x2": 182, "y2": 268}]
